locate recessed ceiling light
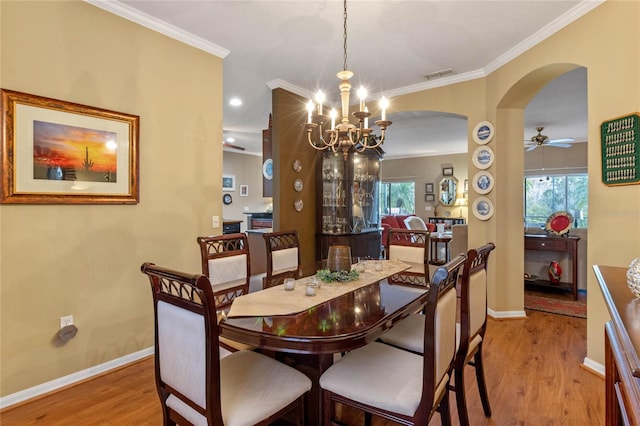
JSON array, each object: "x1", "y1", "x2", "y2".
[
  {"x1": 226, "y1": 137, "x2": 235, "y2": 143},
  {"x1": 229, "y1": 98, "x2": 242, "y2": 107}
]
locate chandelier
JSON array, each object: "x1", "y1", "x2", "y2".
[{"x1": 304, "y1": 0, "x2": 392, "y2": 159}]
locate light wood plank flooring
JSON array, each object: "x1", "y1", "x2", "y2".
[{"x1": 1, "y1": 309, "x2": 604, "y2": 425}]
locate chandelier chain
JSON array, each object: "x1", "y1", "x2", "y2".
[{"x1": 343, "y1": 0, "x2": 348, "y2": 71}]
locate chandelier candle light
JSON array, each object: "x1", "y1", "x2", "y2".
[{"x1": 304, "y1": 0, "x2": 392, "y2": 159}]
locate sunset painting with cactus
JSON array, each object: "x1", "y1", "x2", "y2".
[{"x1": 33, "y1": 120, "x2": 118, "y2": 183}]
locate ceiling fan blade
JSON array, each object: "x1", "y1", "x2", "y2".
[
  {"x1": 223, "y1": 142, "x2": 245, "y2": 151},
  {"x1": 525, "y1": 145, "x2": 538, "y2": 152},
  {"x1": 548, "y1": 138, "x2": 575, "y2": 144},
  {"x1": 545, "y1": 143, "x2": 572, "y2": 148}
]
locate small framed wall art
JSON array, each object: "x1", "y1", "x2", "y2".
[
  {"x1": 240, "y1": 185, "x2": 248, "y2": 196},
  {"x1": 425, "y1": 193, "x2": 436, "y2": 202},
  {"x1": 222, "y1": 175, "x2": 235, "y2": 191},
  {"x1": 442, "y1": 167, "x2": 454, "y2": 176},
  {"x1": 425, "y1": 183, "x2": 434, "y2": 194}
]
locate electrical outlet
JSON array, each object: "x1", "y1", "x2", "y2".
[
  {"x1": 212, "y1": 216, "x2": 220, "y2": 228},
  {"x1": 60, "y1": 315, "x2": 73, "y2": 329}
]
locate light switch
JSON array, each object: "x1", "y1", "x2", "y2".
[{"x1": 212, "y1": 216, "x2": 220, "y2": 228}]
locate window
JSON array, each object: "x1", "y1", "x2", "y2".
[
  {"x1": 379, "y1": 181, "x2": 415, "y2": 216},
  {"x1": 524, "y1": 174, "x2": 588, "y2": 228}
]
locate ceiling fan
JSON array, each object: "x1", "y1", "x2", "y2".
[
  {"x1": 222, "y1": 141, "x2": 245, "y2": 151},
  {"x1": 524, "y1": 127, "x2": 574, "y2": 151}
]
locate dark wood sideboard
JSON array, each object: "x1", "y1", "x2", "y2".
[
  {"x1": 593, "y1": 265, "x2": 640, "y2": 426},
  {"x1": 524, "y1": 233, "x2": 580, "y2": 300}
]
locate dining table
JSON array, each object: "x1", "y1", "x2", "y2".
[{"x1": 219, "y1": 259, "x2": 430, "y2": 425}]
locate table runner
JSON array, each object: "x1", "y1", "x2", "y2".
[{"x1": 227, "y1": 259, "x2": 411, "y2": 318}]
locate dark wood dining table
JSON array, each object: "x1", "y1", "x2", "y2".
[{"x1": 219, "y1": 260, "x2": 429, "y2": 425}]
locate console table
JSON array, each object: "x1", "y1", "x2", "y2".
[
  {"x1": 524, "y1": 233, "x2": 580, "y2": 300},
  {"x1": 593, "y1": 265, "x2": 640, "y2": 426}
]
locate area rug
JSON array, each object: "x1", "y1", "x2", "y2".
[{"x1": 524, "y1": 294, "x2": 587, "y2": 318}]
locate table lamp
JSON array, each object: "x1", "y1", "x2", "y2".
[{"x1": 455, "y1": 197, "x2": 467, "y2": 218}]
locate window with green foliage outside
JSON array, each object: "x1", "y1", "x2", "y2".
[
  {"x1": 524, "y1": 174, "x2": 588, "y2": 228},
  {"x1": 379, "y1": 181, "x2": 415, "y2": 216}
]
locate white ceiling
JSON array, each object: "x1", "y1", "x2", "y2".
[{"x1": 89, "y1": 0, "x2": 597, "y2": 159}]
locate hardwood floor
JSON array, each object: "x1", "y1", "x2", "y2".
[{"x1": 1, "y1": 309, "x2": 604, "y2": 425}]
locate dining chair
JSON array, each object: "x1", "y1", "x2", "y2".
[
  {"x1": 140, "y1": 262, "x2": 311, "y2": 426},
  {"x1": 378, "y1": 243, "x2": 496, "y2": 426},
  {"x1": 263, "y1": 230, "x2": 301, "y2": 288},
  {"x1": 319, "y1": 254, "x2": 466, "y2": 426},
  {"x1": 196, "y1": 233, "x2": 250, "y2": 311},
  {"x1": 452, "y1": 242, "x2": 496, "y2": 426},
  {"x1": 386, "y1": 229, "x2": 431, "y2": 287}
]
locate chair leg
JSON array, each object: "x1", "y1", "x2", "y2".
[
  {"x1": 474, "y1": 349, "x2": 492, "y2": 417},
  {"x1": 439, "y1": 388, "x2": 452, "y2": 426},
  {"x1": 454, "y1": 364, "x2": 470, "y2": 426}
]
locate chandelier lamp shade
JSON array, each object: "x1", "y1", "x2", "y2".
[{"x1": 304, "y1": 0, "x2": 392, "y2": 159}]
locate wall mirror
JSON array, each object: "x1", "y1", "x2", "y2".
[{"x1": 439, "y1": 176, "x2": 458, "y2": 206}]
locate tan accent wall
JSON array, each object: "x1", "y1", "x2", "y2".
[
  {"x1": 390, "y1": 0, "x2": 640, "y2": 367},
  {"x1": 0, "y1": 1, "x2": 223, "y2": 396}
]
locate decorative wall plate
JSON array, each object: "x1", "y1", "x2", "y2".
[
  {"x1": 262, "y1": 158, "x2": 273, "y2": 180},
  {"x1": 294, "y1": 199, "x2": 303, "y2": 212},
  {"x1": 293, "y1": 178, "x2": 303, "y2": 192},
  {"x1": 545, "y1": 211, "x2": 574, "y2": 235},
  {"x1": 472, "y1": 170, "x2": 494, "y2": 195},
  {"x1": 472, "y1": 145, "x2": 495, "y2": 169},
  {"x1": 472, "y1": 121, "x2": 494, "y2": 145},
  {"x1": 293, "y1": 159, "x2": 302, "y2": 173},
  {"x1": 223, "y1": 193, "x2": 232, "y2": 205},
  {"x1": 472, "y1": 196, "x2": 494, "y2": 220}
]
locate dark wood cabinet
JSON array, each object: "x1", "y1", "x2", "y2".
[
  {"x1": 524, "y1": 233, "x2": 580, "y2": 300},
  {"x1": 316, "y1": 149, "x2": 382, "y2": 260},
  {"x1": 222, "y1": 220, "x2": 241, "y2": 234},
  {"x1": 594, "y1": 265, "x2": 640, "y2": 426}
]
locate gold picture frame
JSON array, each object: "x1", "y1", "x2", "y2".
[{"x1": 1, "y1": 89, "x2": 139, "y2": 204}]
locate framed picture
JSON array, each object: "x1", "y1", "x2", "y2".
[
  {"x1": 425, "y1": 183, "x2": 434, "y2": 194},
  {"x1": 425, "y1": 193, "x2": 436, "y2": 202},
  {"x1": 240, "y1": 184, "x2": 248, "y2": 196},
  {"x1": 222, "y1": 175, "x2": 235, "y2": 191},
  {"x1": 442, "y1": 167, "x2": 454, "y2": 176},
  {"x1": 1, "y1": 89, "x2": 139, "y2": 204}
]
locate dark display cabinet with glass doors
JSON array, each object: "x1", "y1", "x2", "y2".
[{"x1": 316, "y1": 149, "x2": 382, "y2": 260}]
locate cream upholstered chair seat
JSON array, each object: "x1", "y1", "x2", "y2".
[
  {"x1": 319, "y1": 342, "x2": 450, "y2": 417},
  {"x1": 142, "y1": 263, "x2": 311, "y2": 426},
  {"x1": 319, "y1": 254, "x2": 466, "y2": 426}
]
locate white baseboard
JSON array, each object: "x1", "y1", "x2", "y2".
[
  {"x1": 488, "y1": 308, "x2": 527, "y2": 319},
  {"x1": 0, "y1": 346, "x2": 154, "y2": 410},
  {"x1": 582, "y1": 356, "x2": 605, "y2": 377}
]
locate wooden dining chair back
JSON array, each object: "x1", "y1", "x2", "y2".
[
  {"x1": 387, "y1": 229, "x2": 430, "y2": 265},
  {"x1": 386, "y1": 229, "x2": 430, "y2": 287},
  {"x1": 453, "y1": 242, "x2": 496, "y2": 426},
  {"x1": 140, "y1": 262, "x2": 311, "y2": 426},
  {"x1": 263, "y1": 230, "x2": 301, "y2": 288},
  {"x1": 319, "y1": 254, "x2": 466, "y2": 426},
  {"x1": 196, "y1": 233, "x2": 250, "y2": 311}
]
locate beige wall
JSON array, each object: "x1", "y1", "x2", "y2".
[
  {"x1": 0, "y1": 1, "x2": 223, "y2": 397},
  {"x1": 390, "y1": 0, "x2": 640, "y2": 368},
  {"x1": 380, "y1": 153, "x2": 469, "y2": 221}
]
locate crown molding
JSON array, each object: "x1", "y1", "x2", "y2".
[{"x1": 85, "y1": 0, "x2": 230, "y2": 58}]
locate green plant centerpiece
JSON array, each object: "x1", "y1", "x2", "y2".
[{"x1": 316, "y1": 269, "x2": 360, "y2": 283}]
